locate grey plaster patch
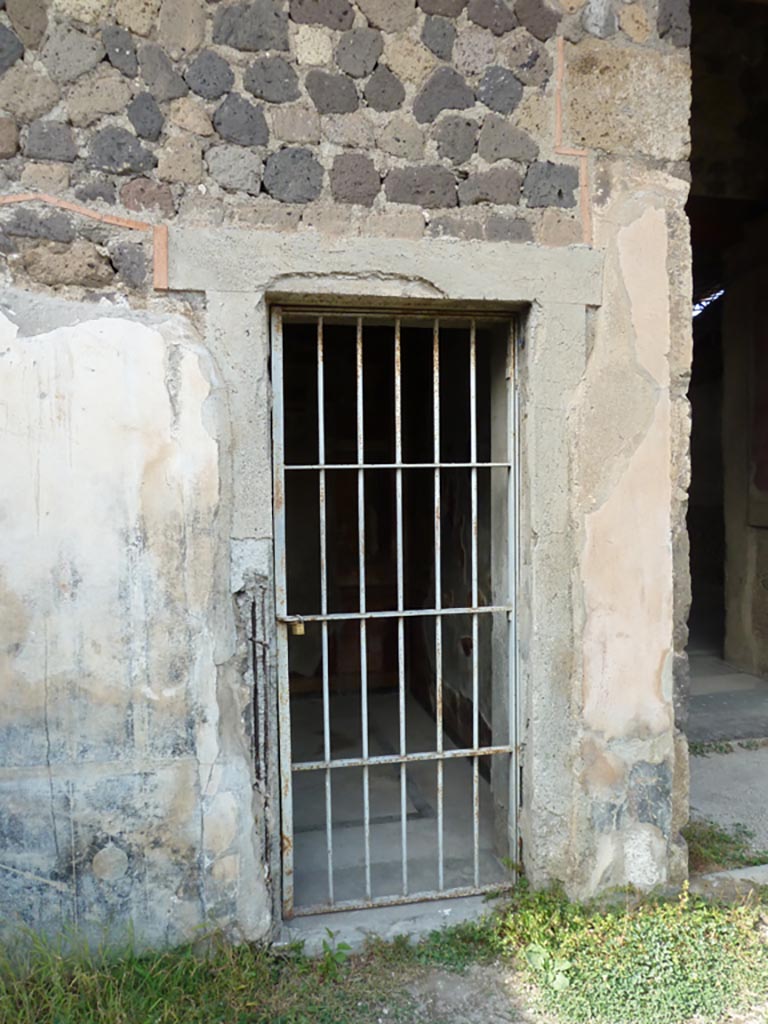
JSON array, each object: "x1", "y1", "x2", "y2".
[
  {"x1": 628, "y1": 761, "x2": 672, "y2": 836},
  {"x1": 244, "y1": 56, "x2": 300, "y2": 104},
  {"x1": 289, "y1": 0, "x2": 354, "y2": 29},
  {"x1": 467, "y1": 0, "x2": 517, "y2": 35},
  {"x1": 185, "y1": 50, "x2": 234, "y2": 100},
  {"x1": 514, "y1": 0, "x2": 561, "y2": 41},
  {"x1": 24, "y1": 121, "x2": 77, "y2": 163},
  {"x1": 364, "y1": 66, "x2": 405, "y2": 112},
  {"x1": 4, "y1": 207, "x2": 75, "y2": 243},
  {"x1": 128, "y1": 93, "x2": 164, "y2": 141},
  {"x1": 306, "y1": 70, "x2": 358, "y2": 114},
  {"x1": 413, "y1": 67, "x2": 473, "y2": 124},
  {"x1": 385, "y1": 165, "x2": 456, "y2": 207},
  {"x1": 109, "y1": 240, "x2": 147, "y2": 288},
  {"x1": 138, "y1": 43, "x2": 188, "y2": 101},
  {"x1": 458, "y1": 165, "x2": 522, "y2": 205},
  {"x1": 523, "y1": 160, "x2": 578, "y2": 207},
  {"x1": 213, "y1": 94, "x2": 269, "y2": 146},
  {"x1": 478, "y1": 114, "x2": 538, "y2": 162},
  {"x1": 206, "y1": 144, "x2": 262, "y2": 195},
  {"x1": 486, "y1": 213, "x2": 532, "y2": 241},
  {"x1": 0, "y1": 24, "x2": 23, "y2": 74},
  {"x1": 421, "y1": 16, "x2": 456, "y2": 60},
  {"x1": 263, "y1": 147, "x2": 323, "y2": 203},
  {"x1": 658, "y1": 0, "x2": 690, "y2": 47},
  {"x1": 213, "y1": 0, "x2": 289, "y2": 51},
  {"x1": 330, "y1": 152, "x2": 380, "y2": 206},
  {"x1": 434, "y1": 115, "x2": 477, "y2": 164},
  {"x1": 88, "y1": 127, "x2": 156, "y2": 174},
  {"x1": 582, "y1": 0, "x2": 617, "y2": 38},
  {"x1": 102, "y1": 25, "x2": 138, "y2": 78},
  {"x1": 41, "y1": 23, "x2": 105, "y2": 83},
  {"x1": 335, "y1": 28, "x2": 382, "y2": 79},
  {"x1": 476, "y1": 65, "x2": 523, "y2": 114},
  {"x1": 418, "y1": 0, "x2": 466, "y2": 13}
]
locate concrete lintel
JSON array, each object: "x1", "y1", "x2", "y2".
[{"x1": 168, "y1": 229, "x2": 604, "y2": 307}]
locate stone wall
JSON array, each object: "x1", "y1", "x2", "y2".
[{"x1": 0, "y1": 0, "x2": 694, "y2": 946}]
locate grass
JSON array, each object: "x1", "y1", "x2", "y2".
[
  {"x1": 3, "y1": 884, "x2": 768, "y2": 1024},
  {"x1": 683, "y1": 817, "x2": 768, "y2": 872}
]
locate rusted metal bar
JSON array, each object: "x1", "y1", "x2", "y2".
[
  {"x1": 290, "y1": 880, "x2": 513, "y2": 918},
  {"x1": 394, "y1": 318, "x2": 408, "y2": 897},
  {"x1": 284, "y1": 462, "x2": 511, "y2": 470},
  {"x1": 470, "y1": 320, "x2": 481, "y2": 888},
  {"x1": 433, "y1": 319, "x2": 444, "y2": 892},
  {"x1": 277, "y1": 605, "x2": 511, "y2": 624},
  {"x1": 356, "y1": 317, "x2": 372, "y2": 901},
  {"x1": 291, "y1": 744, "x2": 514, "y2": 772}
]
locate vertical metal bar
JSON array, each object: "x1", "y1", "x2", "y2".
[
  {"x1": 395, "y1": 319, "x2": 408, "y2": 896},
  {"x1": 317, "y1": 318, "x2": 334, "y2": 906},
  {"x1": 271, "y1": 306, "x2": 295, "y2": 918},
  {"x1": 469, "y1": 320, "x2": 480, "y2": 888},
  {"x1": 357, "y1": 317, "x2": 372, "y2": 901},
  {"x1": 508, "y1": 318, "x2": 520, "y2": 872},
  {"x1": 433, "y1": 319, "x2": 444, "y2": 891}
]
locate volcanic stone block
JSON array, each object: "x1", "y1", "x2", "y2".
[
  {"x1": 385, "y1": 165, "x2": 457, "y2": 207},
  {"x1": 213, "y1": 94, "x2": 269, "y2": 145},
  {"x1": 157, "y1": 134, "x2": 203, "y2": 183},
  {"x1": 289, "y1": 0, "x2": 354, "y2": 28},
  {"x1": 5, "y1": 208, "x2": 75, "y2": 243},
  {"x1": 478, "y1": 114, "x2": 538, "y2": 162},
  {"x1": 213, "y1": 1, "x2": 289, "y2": 51},
  {"x1": 658, "y1": 0, "x2": 690, "y2": 46},
  {"x1": 434, "y1": 115, "x2": 477, "y2": 163},
  {"x1": 357, "y1": 0, "x2": 416, "y2": 31},
  {"x1": 114, "y1": 0, "x2": 161, "y2": 36},
  {"x1": 514, "y1": 0, "x2": 561, "y2": 40},
  {"x1": 271, "y1": 104, "x2": 321, "y2": 144},
  {"x1": 418, "y1": 0, "x2": 467, "y2": 13},
  {"x1": 476, "y1": 65, "x2": 523, "y2": 114},
  {"x1": 138, "y1": 43, "x2": 188, "y2": 101},
  {"x1": 330, "y1": 152, "x2": 380, "y2": 205},
  {"x1": 157, "y1": 0, "x2": 206, "y2": 58},
  {"x1": 109, "y1": 240, "x2": 147, "y2": 288},
  {"x1": 364, "y1": 66, "x2": 405, "y2": 112},
  {"x1": 120, "y1": 176, "x2": 175, "y2": 215},
  {"x1": 0, "y1": 66, "x2": 59, "y2": 121},
  {"x1": 24, "y1": 121, "x2": 77, "y2": 163},
  {"x1": 102, "y1": 25, "x2": 138, "y2": 77},
  {"x1": 523, "y1": 160, "x2": 578, "y2": 207},
  {"x1": 263, "y1": 147, "x2": 323, "y2": 203},
  {"x1": 413, "y1": 67, "x2": 473, "y2": 123},
  {"x1": 380, "y1": 115, "x2": 424, "y2": 159},
  {"x1": 76, "y1": 179, "x2": 117, "y2": 204},
  {"x1": 335, "y1": 29, "x2": 383, "y2": 78},
  {"x1": 206, "y1": 144, "x2": 263, "y2": 194},
  {"x1": 185, "y1": 50, "x2": 234, "y2": 100},
  {"x1": 88, "y1": 127, "x2": 156, "y2": 174},
  {"x1": 41, "y1": 24, "x2": 105, "y2": 82},
  {"x1": 244, "y1": 57, "x2": 300, "y2": 103},
  {"x1": 468, "y1": 0, "x2": 517, "y2": 34},
  {"x1": 485, "y1": 213, "x2": 532, "y2": 240},
  {"x1": 128, "y1": 93, "x2": 164, "y2": 141},
  {"x1": 458, "y1": 165, "x2": 522, "y2": 204},
  {"x1": 497, "y1": 28, "x2": 552, "y2": 86},
  {"x1": 306, "y1": 70, "x2": 358, "y2": 114},
  {"x1": 0, "y1": 116, "x2": 18, "y2": 158},
  {"x1": 7, "y1": 0, "x2": 46, "y2": 48},
  {"x1": 422, "y1": 16, "x2": 456, "y2": 60},
  {"x1": 0, "y1": 25, "x2": 23, "y2": 75},
  {"x1": 23, "y1": 240, "x2": 115, "y2": 288}
]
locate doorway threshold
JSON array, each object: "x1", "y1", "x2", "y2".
[{"x1": 278, "y1": 893, "x2": 503, "y2": 955}]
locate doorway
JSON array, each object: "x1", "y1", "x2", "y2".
[{"x1": 271, "y1": 308, "x2": 520, "y2": 917}]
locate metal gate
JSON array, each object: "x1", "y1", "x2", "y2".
[{"x1": 272, "y1": 307, "x2": 520, "y2": 918}]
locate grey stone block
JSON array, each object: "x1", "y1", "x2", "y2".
[
  {"x1": 330, "y1": 152, "x2": 380, "y2": 205},
  {"x1": 213, "y1": 1, "x2": 289, "y2": 51},
  {"x1": 206, "y1": 144, "x2": 263, "y2": 194},
  {"x1": 467, "y1": 0, "x2": 517, "y2": 35},
  {"x1": 499, "y1": 28, "x2": 552, "y2": 86},
  {"x1": 523, "y1": 160, "x2": 578, "y2": 207},
  {"x1": 263, "y1": 147, "x2": 323, "y2": 203},
  {"x1": 434, "y1": 115, "x2": 477, "y2": 164},
  {"x1": 128, "y1": 93, "x2": 164, "y2": 141},
  {"x1": 88, "y1": 127, "x2": 156, "y2": 174},
  {"x1": 485, "y1": 213, "x2": 532, "y2": 240},
  {"x1": 413, "y1": 67, "x2": 473, "y2": 123},
  {"x1": 109, "y1": 240, "x2": 147, "y2": 288},
  {"x1": 102, "y1": 25, "x2": 138, "y2": 77},
  {"x1": 290, "y1": 0, "x2": 354, "y2": 29},
  {"x1": 213, "y1": 93, "x2": 269, "y2": 146},
  {"x1": 244, "y1": 57, "x2": 300, "y2": 103},
  {"x1": 428, "y1": 214, "x2": 483, "y2": 239},
  {"x1": 75, "y1": 180, "x2": 117, "y2": 204},
  {"x1": 385, "y1": 165, "x2": 456, "y2": 207},
  {"x1": 7, "y1": 0, "x2": 47, "y2": 48},
  {"x1": 0, "y1": 25, "x2": 23, "y2": 75},
  {"x1": 24, "y1": 121, "x2": 77, "y2": 163},
  {"x1": 458, "y1": 165, "x2": 522, "y2": 204},
  {"x1": 306, "y1": 70, "x2": 358, "y2": 114},
  {"x1": 5, "y1": 208, "x2": 75, "y2": 243},
  {"x1": 41, "y1": 23, "x2": 105, "y2": 83},
  {"x1": 138, "y1": 43, "x2": 188, "y2": 101},
  {"x1": 658, "y1": 0, "x2": 690, "y2": 46},
  {"x1": 514, "y1": 0, "x2": 561, "y2": 40},
  {"x1": 581, "y1": 0, "x2": 617, "y2": 38},
  {"x1": 476, "y1": 65, "x2": 523, "y2": 114},
  {"x1": 364, "y1": 66, "x2": 405, "y2": 112},
  {"x1": 478, "y1": 114, "x2": 538, "y2": 162},
  {"x1": 185, "y1": 50, "x2": 234, "y2": 100},
  {"x1": 422, "y1": 16, "x2": 456, "y2": 60},
  {"x1": 357, "y1": 0, "x2": 417, "y2": 31},
  {"x1": 418, "y1": 0, "x2": 467, "y2": 13},
  {"x1": 0, "y1": 117, "x2": 18, "y2": 158},
  {"x1": 335, "y1": 28, "x2": 383, "y2": 78}
]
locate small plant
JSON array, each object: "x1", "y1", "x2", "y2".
[
  {"x1": 689, "y1": 740, "x2": 734, "y2": 756},
  {"x1": 319, "y1": 928, "x2": 352, "y2": 981},
  {"x1": 684, "y1": 818, "x2": 768, "y2": 872}
]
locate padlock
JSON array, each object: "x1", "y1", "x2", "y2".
[{"x1": 290, "y1": 619, "x2": 305, "y2": 636}]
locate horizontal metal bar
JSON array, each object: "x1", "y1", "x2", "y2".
[
  {"x1": 284, "y1": 462, "x2": 511, "y2": 471},
  {"x1": 278, "y1": 605, "x2": 512, "y2": 624},
  {"x1": 290, "y1": 881, "x2": 513, "y2": 918},
  {"x1": 292, "y1": 745, "x2": 514, "y2": 772},
  {"x1": 280, "y1": 306, "x2": 516, "y2": 324}
]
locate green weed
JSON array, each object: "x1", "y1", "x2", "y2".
[{"x1": 684, "y1": 818, "x2": 768, "y2": 872}]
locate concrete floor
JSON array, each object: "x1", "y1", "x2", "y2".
[
  {"x1": 688, "y1": 652, "x2": 768, "y2": 742},
  {"x1": 289, "y1": 691, "x2": 508, "y2": 911},
  {"x1": 689, "y1": 744, "x2": 768, "y2": 848}
]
